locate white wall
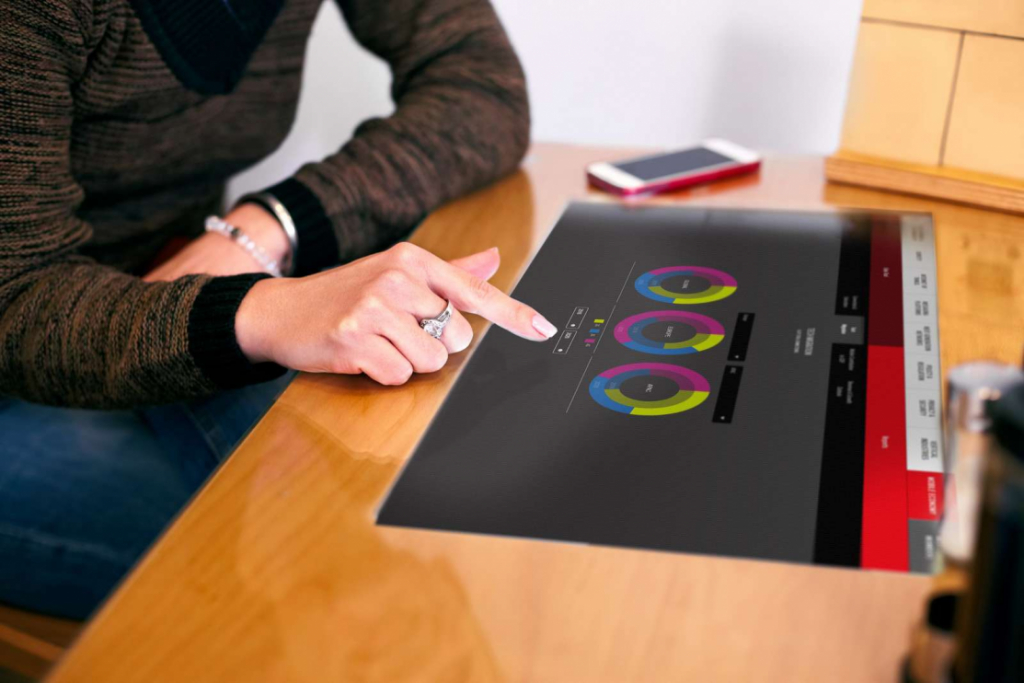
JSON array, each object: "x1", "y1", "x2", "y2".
[{"x1": 229, "y1": 0, "x2": 862, "y2": 200}]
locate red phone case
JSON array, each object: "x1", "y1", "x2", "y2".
[{"x1": 587, "y1": 160, "x2": 761, "y2": 197}]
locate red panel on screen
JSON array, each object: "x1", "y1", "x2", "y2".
[
  {"x1": 861, "y1": 344, "x2": 908, "y2": 571},
  {"x1": 907, "y1": 471, "x2": 944, "y2": 521}
]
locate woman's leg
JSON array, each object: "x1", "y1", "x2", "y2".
[
  {"x1": 140, "y1": 372, "x2": 293, "y2": 467},
  {"x1": 0, "y1": 401, "x2": 196, "y2": 619},
  {"x1": 0, "y1": 374, "x2": 291, "y2": 619}
]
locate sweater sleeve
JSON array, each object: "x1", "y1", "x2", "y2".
[
  {"x1": 0, "y1": 1, "x2": 284, "y2": 409},
  {"x1": 260, "y1": 0, "x2": 531, "y2": 275}
]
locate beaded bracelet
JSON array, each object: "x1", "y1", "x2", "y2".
[
  {"x1": 236, "y1": 191, "x2": 298, "y2": 276},
  {"x1": 204, "y1": 215, "x2": 283, "y2": 277}
]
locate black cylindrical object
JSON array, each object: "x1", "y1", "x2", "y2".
[{"x1": 955, "y1": 382, "x2": 1024, "y2": 682}]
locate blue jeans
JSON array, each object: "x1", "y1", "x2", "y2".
[{"x1": 0, "y1": 374, "x2": 292, "y2": 620}]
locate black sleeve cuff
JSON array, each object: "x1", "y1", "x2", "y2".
[
  {"x1": 188, "y1": 274, "x2": 287, "y2": 389},
  {"x1": 263, "y1": 178, "x2": 340, "y2": 275}
]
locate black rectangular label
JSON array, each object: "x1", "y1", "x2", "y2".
[
  {"x1": 835, "y1": 218, "x2": 871, "y2": 316},
  {"x1": 712, "y1": 365, "x2": 743, "y2": 424},
  {"x1": 552, "y1": 329, "x2": 576, "y2": 355},
  {"x1": 812, "y1": 343, "x2": 867, "y2": 567},
  {"x1": 728, "y1": 312, "x2": 755, "y2": 361},
  {"x1": 565, "y1": 306, "x2": 588, "y2": 330}
]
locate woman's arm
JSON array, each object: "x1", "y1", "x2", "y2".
[
  {"x1": 1, "y1": 1, "x2": 285, "y2": 408},
  {"x1": 2, "y1": 1, "x2": 546, "y2": 408},
  {"x1": 247, "y1": 0, "x2": 531, "y2": 274},
  {"x1": 146, "y1": 0, "x2": 528, "y2": 280}
]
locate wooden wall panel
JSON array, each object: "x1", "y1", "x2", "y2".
[
  {"x1": 839, "y1": 22, "x2": 961, "y2": 166},
  {"x1": 944, "y1": 35, "x2": 1024, "y2": 179},
  {"x1": 863, "y1": 0, "x2": 1024, "y2": 40}
]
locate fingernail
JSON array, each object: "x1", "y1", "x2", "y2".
[{"x1": 532, "y1": 314, "x2": 557, "y2": 339}]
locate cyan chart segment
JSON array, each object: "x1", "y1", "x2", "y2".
[
  {"x1": 614, "y1": 310, "x2": 725, "y2": 355},
  {"x1": 635, "y1": 266, "x2": 737, "y2": 304},
  {"x1": 590, "y1": 363, "x2": 710, "y2": 416}
]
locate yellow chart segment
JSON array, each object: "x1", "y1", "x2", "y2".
[
  {"x1": 662, "y1": 333, "x2": 724, "y2": 351},
  {"x1": 603, "y1": 389, "x2": 710, "y2": 416},
  {"x1": 649, "y1": 285, "x2": 737, "y2": 304}
]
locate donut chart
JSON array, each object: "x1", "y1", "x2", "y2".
[
  {"x1": 635, "y1": 266, "x2": 737, "y2": 304},
  {"x1": 614, "y1": 310, "x2": 724, "y2": 355},
  {"x1": 589, "y1": 363, "x2": 710, "y2": 416}
]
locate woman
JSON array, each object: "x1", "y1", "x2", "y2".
[{"x1": 1, "y1": 0, "x2": 553, "y2": 619}]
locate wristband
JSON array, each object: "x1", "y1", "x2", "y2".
[{"x1": 236, "y1": 191, "x2": 299, "y2": 276}]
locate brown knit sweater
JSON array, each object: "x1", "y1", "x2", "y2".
[{"x1": 0, "y1": 0, "x2": 529, "y2": 408}]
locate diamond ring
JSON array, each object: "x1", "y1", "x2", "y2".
[{"x1": 420, "y1": 300, "x2": 454, "y2": 339}]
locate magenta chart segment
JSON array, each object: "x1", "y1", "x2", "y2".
[
  {"x1": 589, "y1": 363, "x2": 711, "y2": 416},
  {"x1": 614, "y1": 310, "x2": 725, "y2": 355},
  {"x1": 635, "y1": 266, "x2": 737, "y2": 304}
]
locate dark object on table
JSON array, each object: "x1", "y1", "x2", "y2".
[
  {"x1": 955, "y1": 382, "x2": 1024, "y2": 682},
  {"x1": 903, "y1": 593, "x2": 959, "y2": 683}
]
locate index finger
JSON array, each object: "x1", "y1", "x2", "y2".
[{"x1": 418, "y1": 251, "x2": 557, "y2": 341}]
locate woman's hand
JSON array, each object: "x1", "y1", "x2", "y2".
[
  {"x1": 235, "y1": 243, "x2": 557, "y2": 385},
  {"x1": 144, "y1": 204, "x2": 290, "y2": 281}
]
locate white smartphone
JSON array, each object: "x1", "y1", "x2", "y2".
[{"x1": 587, "y1": 138, "x2": 761, "y2": 196}]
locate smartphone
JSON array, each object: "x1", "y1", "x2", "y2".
[{"x1": 587, "y1": 139, "x2": 761, "y2": 196}]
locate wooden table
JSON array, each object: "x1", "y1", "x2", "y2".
[{"x1": 48, "y1": 144, "x2": 1024, "y2": 682}]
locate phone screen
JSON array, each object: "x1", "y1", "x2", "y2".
[{"x1": 613, "y1": 147, "x2": 732, "y2": 181}]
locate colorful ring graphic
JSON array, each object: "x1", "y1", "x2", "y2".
[
  {"x1": 589, "y1": 363, "x2": 710, "y2": 416},
  {"x1": 635, "y1": 266, "x2": 737, "y2": 304},
  {"x1": 614, "y1": 311, "x2": 725, "y2": 355}
]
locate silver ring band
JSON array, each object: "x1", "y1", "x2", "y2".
[{"x1": 420, "y1": 300, "x2": 453, "y2": 339}]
